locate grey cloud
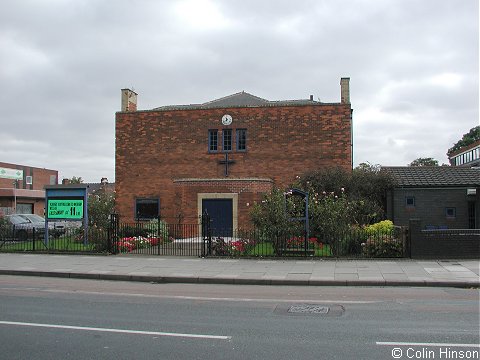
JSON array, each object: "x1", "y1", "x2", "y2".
[{"x1": 0, "y1": 0, "x2": 477, "y2": 181}]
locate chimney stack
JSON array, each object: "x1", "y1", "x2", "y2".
[
  {"x1": 340, "y1": 77, "x2": 350, "y2": 104},
  {"x1": 121, "y1": 89, "x2": 138, "y2": 112}
]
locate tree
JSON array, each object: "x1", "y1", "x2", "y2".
[
  {"x1": 68, "y1": 176, "x2": 84, "y2": 184},
  {"x1": 294, "y1": 163, "x2": 394, "y2": 224},
  {"x1": 298, "y1": 166, "x2": 350, "y2": 195},
  {"x1": 349, "y1": 163, "x2": 395, "y2": 224},
  {"x1": 448, "y1": 126, "x2": 480, "y2": 155},
  {"x1": 88, "y1": 186, "x2": 115, "y2": 229},
  {"x1": 408, "y1": 157, "x2": 439, "y2": 167}
]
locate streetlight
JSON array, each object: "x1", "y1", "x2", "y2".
[{"x1": 13, "y1": 180, "x2": 18, "y2": 214}]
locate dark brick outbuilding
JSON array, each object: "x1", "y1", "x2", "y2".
[{"x1": 384, "y1": 166, "x2": 480, "y2": 229}]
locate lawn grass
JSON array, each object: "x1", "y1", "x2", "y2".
[
  {"x1": 248, "y1": 242, "x2": 275, "y2": 256},
  {"x1": 247, "y1": 242, "x2": 332, "y2": 257},
  {"x1": 314, "y1": 244, "x2": 332, "y2": 257},
  {"x1": 0, "y1": 236, "x2": 98, "y2": 252}
]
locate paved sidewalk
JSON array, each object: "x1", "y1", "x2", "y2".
[{"x1": 0, "y1": 253, "x2": 478, "y2": 288}]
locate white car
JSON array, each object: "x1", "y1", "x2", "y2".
[{"x1": 5, "y1": 214, "x2": 65, "y2": 241}]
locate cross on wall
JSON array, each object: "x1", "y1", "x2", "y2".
[{"x1": 218, "y1": 152, "x2": 236, "y2": 177}]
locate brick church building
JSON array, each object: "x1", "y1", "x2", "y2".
[{"x1": 115, "y1": 78, "x2": 353, "y2": 234}]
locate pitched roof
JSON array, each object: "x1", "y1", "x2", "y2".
[
  {"x1": 382, "y1": 166, "x2": 480, "y2": 187},
  {"x1": 202, "y1": 91, "x2": 269, "y2": 107},
  {"x1": 152, "y1": 91, "x2": 321, "y2": 111}
]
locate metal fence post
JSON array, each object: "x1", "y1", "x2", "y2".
[
  {"x1": 157, "y1": 216, "x2": 161, "y2": 256},
  {"x1": 201, "y1": 211, "x2": 211, "y2": 257},
  {"x1": 408, "y1": 219, "x2": 422, "y2": 258},
  {"x1": 109, "y1": 213, "x2": 119, "y2": 254},
  {"x1": 304, "y1": 230, "x2": 308, "y2": 257}
]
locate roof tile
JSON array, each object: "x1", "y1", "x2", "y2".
[{"x1": 382, "y1": 166, "x2": 480, "y2": 187}]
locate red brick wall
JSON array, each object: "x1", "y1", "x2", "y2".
[
  {"x1": 0, "y1": 162, "x2": 58, "y2": 216},
  {"x1": 115, "y1": 103, "x2": 352, "y2": 226},
  {"x1": 0, "y1": 162, "x2": 58, "y2": 190}
]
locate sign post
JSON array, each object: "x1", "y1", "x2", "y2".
[{"x1": 45, "y1": 185, "x2": 88, "y2": 246}]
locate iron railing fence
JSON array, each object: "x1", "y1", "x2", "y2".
[
  {"x1": 1, "y1": 216, "x2": 409, "y2": 258},
  {"x1": 113, "y1": 219, "x2": 203, "y2": 256},
  {"x1": 0, "y1": 225, "x2": 110, "y2": 253},
  {"x1": 203, "y1": 226, "x2": 408, "y2": 258}
]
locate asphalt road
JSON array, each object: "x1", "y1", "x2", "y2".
[{"x1": 0, "y1": 276, "x2": 478, "y2": 360}]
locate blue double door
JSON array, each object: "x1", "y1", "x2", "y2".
[{"x1": 202, "y1": 199, "x2": 233, "y2": 237}]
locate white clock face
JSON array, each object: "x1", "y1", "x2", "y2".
[{"x1": 221, "y1": 114, "x2": 232, "y2": 126}]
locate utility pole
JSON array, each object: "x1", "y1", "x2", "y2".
[{"x1": 13, "y1": 180, "x2": 17, "y2": 214}]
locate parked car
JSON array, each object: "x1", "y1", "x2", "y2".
[{"x1": 4, "y1": 214, "x2": 65, "y2": 241}]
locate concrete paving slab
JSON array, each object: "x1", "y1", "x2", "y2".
[
  {"x1": 334, "y1": 268, "x2": 358, "y2": 274},
  {"x1": 0, "y1": 254, "x2": 478, "y2": 288},
  {"x1": 444, "y1": 266, "x2": 470, "y2": 272},
  {"x1": 425, "y1": 268, "x2": 449, "y2": 273}
]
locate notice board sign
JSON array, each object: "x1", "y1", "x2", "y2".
[
  {"x1": 44, "y1": 184, "x2": 89, "y2": 245},
  {"x1": 47, "y1": 199, "x2": 84, "y2": 219}
]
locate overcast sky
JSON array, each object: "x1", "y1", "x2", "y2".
[{"x1": 0, "y1": 0, "x2": 478, "y2": 183}]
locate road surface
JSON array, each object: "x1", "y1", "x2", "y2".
[{"x1": 0, "y1": 276, "x2": 478, "y2": 359}]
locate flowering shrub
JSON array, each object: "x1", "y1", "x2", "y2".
[
  {"x1": 230, "y1": 240, "x2": 246, "y2": 253},
  {"x1": 362, "y1": 235, "x2": 402, "y2": 258},
  {"x1": 285, "y1": 237, "x2": 320, "y2": 249},
  {"x1": 231, "y1": 238, "x2": 256, "y2": 256},
  {"x1": 212, "y1": 238, "x2": 231, "y2": 256},
  {"x1": 365, "y1": 220, "x2": 394, "y2": 235},
  {"x1": 361, "y1": 221, "x2": 402, "y2": 257},
  {"x1": 115, "y1": 236, "x2": 161, "y2": 253},
  {"x1": 250, "y1": 187, "x2": 301, "y2": 252},
  {"x1": 212, "y1": 237, "x2": 256, "y2": 256}
]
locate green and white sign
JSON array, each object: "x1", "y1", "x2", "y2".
[
  {"x1": 0, "y1": 167, "x2": 23, "y2": 180},
  {"x1": 47, "y1": 199, "x2": 84, "y2": 219}
]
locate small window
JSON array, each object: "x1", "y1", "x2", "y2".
[
  {"x1": 223, "y1": 129, "x2": 232, "y2": 152},
  {"x1": 445, "y1": 207, "x2": 456, "y2": 218},
  {"x1": 236, "y1": 129, "x2": 247, "y2": 151},
  {"x1": 405, "y1": 196, "x2": 415, "y2": 207},
  {"x1": 135, "y1": 198, "x2": 159, "y2": 220},
  {"x1": 16, "y1": 203, "x2": 33, "y2": 214},
  {"x1": 208, "y1": 130, "x2": 218, "y2": 152}
]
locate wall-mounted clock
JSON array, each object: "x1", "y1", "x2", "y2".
[{"x1": 221, "y1": 114, "x2": 233, "y2": 126}]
